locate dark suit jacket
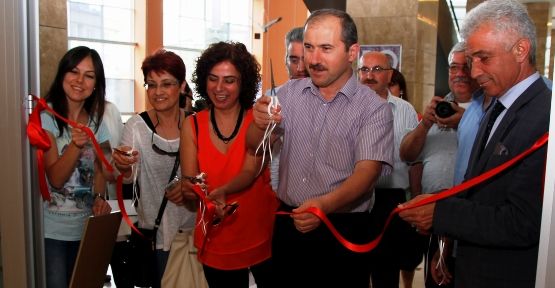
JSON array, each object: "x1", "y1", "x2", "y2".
[{"x1": 433, "y1": 77, "x2": 551, "y2": 288}]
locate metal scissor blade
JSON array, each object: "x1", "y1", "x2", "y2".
[{"x1": 270, "y1": 59, "x2": 277, "y2": 96}]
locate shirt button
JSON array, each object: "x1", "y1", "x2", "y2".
[{"x1": 302, "y1": 178, "x2": 307, "y2": 183}]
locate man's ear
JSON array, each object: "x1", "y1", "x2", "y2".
[
  {"x1": 348, "y1": 43, "x2": 360, "y2": 63},
  {"x1": 513, "y1": 38, "x2": 531, "y2": 63}
]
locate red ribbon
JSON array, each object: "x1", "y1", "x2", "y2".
[
  {"x1": 26, "y1": 95, "x2": 144, "y2": 236},
  {"x1": 278, "y1": 132, "x2": 549, "y2": 253}
]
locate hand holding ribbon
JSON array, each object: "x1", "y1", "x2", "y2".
[{"x1": 278, "y1": 132, "x2": 548, "y2": 253}]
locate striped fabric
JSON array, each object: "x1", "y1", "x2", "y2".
[
  {"x1": 375, "y1": 92, "x2": 419, "y2": 189},
  {"x1": 276, "y1": 74, "x2": 394, "y2": 212}
]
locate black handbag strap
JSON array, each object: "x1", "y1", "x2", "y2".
[
  {"x1": 153, "y1": 155, "x2": 180, "y2": 230},
  {"x1": 137, "y1": 111, "x2": 181, "y2": 232}
]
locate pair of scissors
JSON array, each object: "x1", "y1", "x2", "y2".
[{"x1": 268, "y1": 59, "x2": 279, "y2": 115}]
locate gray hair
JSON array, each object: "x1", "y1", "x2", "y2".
[
  {"x1": 460, "y1": 0, "x2": 536, "y2": 65},
  {"x1": 448, "y1": 41, "x2": 466, "y2": 65},
  {"x1": 285, "y1": 27, "x2": 304, "y2": 52}
]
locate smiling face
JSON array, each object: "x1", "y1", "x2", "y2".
[
  {"x1": 145, "y1": 70, "x2": 183, "y2": 112},
  {"x1": 63, "y1": 55, "x2": 96, "y2": 103},
  {"x1": 465, "y1": 22, "x2": 530, "y2": 98},
  {"x1": 303, "y1": 16, "x2": 358, "y2": 98},
  {"x1": 358, "y1": 52, "x2": 393, "y2": 99},
  {"x1": 206, "y1": 60, "x2": 241, "y2": 111},
  {"x1": 448, "y1": 51, "x2": 476, "y2": 103}
]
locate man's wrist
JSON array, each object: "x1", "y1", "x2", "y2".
[{"x1": 420, "y1": 119, "x2": 432, "y2": 130}]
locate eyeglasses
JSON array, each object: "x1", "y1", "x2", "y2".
[
  {"x1": 358, "y1": 66, "x2": 393, "y2": 75},
  {"x1": 211, "y1": 201, "x2": 239, "y2": 226},
  {"x1": 151, "y1": 130, "x2": 179, "y2": 157},
  {"x1": 144, "y1": 81, "x2": 179, "y2": 92},
  {"x1": 448, "y1": 64, "x2": 469, "y2": 74}
]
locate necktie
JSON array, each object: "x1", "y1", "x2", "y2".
[{"x1": 480, "y1": 100, "x2": 505, "y2": 153}]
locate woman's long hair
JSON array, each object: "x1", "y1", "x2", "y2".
[{"x1": 45, "y1": 46, "x2": 106, "y2": 137}]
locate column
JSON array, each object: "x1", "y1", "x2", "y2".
[
  {"x1": 39, "y1": 0, "x2": 68, "y2": 97},
  {"x1": 348, "y1": 0, "x2": 440, "y2": 112},
  {"x1": 525, "y1": 2, "x2": 550, "y2": 77}
]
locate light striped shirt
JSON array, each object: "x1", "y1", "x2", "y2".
[
  {"x1": 376, "y1": 92, "x2": 419, "y2": 189},
  {"x1": 276, "y1": 74, "x2": 394, "y2": 212}
]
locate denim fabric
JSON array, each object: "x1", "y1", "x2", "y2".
[{"x1": 45, "y1": 238, "x2": 80, "y2": 288}]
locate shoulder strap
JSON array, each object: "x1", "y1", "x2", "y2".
[
  {"x1": 153, "y1": 155, "x2": 180, "y2": 231},
  {"x1": 139, "y1": 111, "x2": 156, "y2": 132},
  {"x1": 138, "y1": 111, "x2": 181, "y2": 232},
  {"x1": 193, "y1": 113, "x2": 199, "y2": 150}
]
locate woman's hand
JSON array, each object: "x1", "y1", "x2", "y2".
[
  {"x1": 207, "y1": 187, "x2": 227, "y2": 218},
  {"x1": 166, "y1": 178, "x2": 185, "y2": 206},
  {"x1": 180, "y1": 178, "x2": 201, "y2": 212},
  {"x1": 70, "y1": 126, "x2": 90, "y2": 149},
  {"x1": 112, "y1": 146, "x2": 139, "y2": 174},
  {"x1": 92, "y1": 194, "x2": 112, "y2": 216}
]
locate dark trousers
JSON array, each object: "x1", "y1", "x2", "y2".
[
  {"x1": 270, "y1": 202, "x2": 374, "y2": 288},
  {"x1": 203, "y1": 259, "x2": 272, "y2": 288},
  {"x1": 425, "y1": 235, "x2": 455, "y2": 288},
  {"x1": 110, "y1": 241, "x2": 133, "y2": 288},
  {"x1": 44, "y1": 238, "x2": 80, "y2": 288},
  {"x1": 370, "y1": 188, "x2": 427, "y2": 288}
]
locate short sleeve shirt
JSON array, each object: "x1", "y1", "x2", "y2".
[
  {"x1": 276, "y1": 74, "x2": 394, "y2": 212},
  {"x1": 41, "y1": 112, "x2": 110, "y2": 241}
]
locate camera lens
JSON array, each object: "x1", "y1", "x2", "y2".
[{"x1": 435, "y1": 101, "x2": 456, "y2": 118}]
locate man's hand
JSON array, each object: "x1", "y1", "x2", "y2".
[
  {"x1": 291, "y1": 198, "x2": 328, "y2": 233},
  {"x1": 436, "y1": 102, "x2": 465, "y2": 129},
  {"x1": 421, "y1": 96, "x2": 445, "y2": 127},
  {"x1": 253, "y1": 95, "x2": 282, "y2": 130},
  {"x1": 398, "y1": 194, "x2": 436, "y2": 233}
]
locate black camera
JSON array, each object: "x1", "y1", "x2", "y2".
[{"x1": 435, "y1": 101, "x2": 456, "y2": 118}]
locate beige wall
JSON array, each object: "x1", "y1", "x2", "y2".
[
  {"x1": 348, "y1": 0, "x2": 439, "y2": 112},
  {"x1": 525, "y1": 2, "x2": 550, "y2": 76},
  {"x1": 259, "y1": 0, "x2": 309, "y2": 93},
  {"x1": 39, "y1": 0, "x2": 68, "y2": 97}
]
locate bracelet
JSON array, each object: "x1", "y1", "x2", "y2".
[{"x1": 93, "y1": 193, "x2": 106, "y2": 201}]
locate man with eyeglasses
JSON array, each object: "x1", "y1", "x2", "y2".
[
  {"x1": 357, "y1": 51, "x2": 422, "y2": 288},
  {"x1": 399, "y1": 1, "x2": 551, "y2": 287}
]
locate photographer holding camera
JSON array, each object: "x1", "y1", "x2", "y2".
[{"x1": 399, "y1": 42, "x2": 477, "y2": 288}]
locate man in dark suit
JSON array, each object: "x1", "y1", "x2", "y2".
[{"x1": 399, "y1": 1, "x2": 551, "y2": 287}]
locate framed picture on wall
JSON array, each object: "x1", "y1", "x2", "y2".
[{"x1": 359, "y1": 44, "x2": 402, "y2": 72}]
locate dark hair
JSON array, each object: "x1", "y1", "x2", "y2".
[
  {"x1": 45, "y1": 46, "x2": 106, "y2": 137},
  {"x1": 179, "y1": 81, "x2": 193, "y2": 109},
  {"x1": 305, "y1": 9, "x2": 358, "y2": 51},
  {"x1": 192, "y1": 41, "x2": 261, "y2": 109},
  {"x1": 141, "y1": 49, "x2": 186, "y2": 84},
  {"x1": 389, "y1": 69, "x2": 408, "y2": 100}
]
